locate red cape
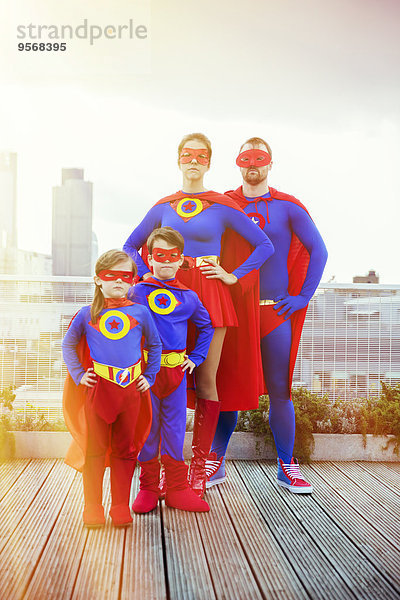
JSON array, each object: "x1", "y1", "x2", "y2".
[
  {"x1": 226, "y1": 186, "x2": 311, "y2": 397},
  {"x1": 62, "y1": 313, "x2": 152, "y2": 472},
  {"x1": 141, "y1": 190, "x2": 263, "y2": 411}
]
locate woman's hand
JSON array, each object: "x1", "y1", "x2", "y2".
[
  {"x1": 80, "y1": 368, "x2": 97, "y2": 388},
  {"x1": 142, "y1": 272, "x2": 153, "y2": 280},
  {"x1": 200, "y1": 259, "x2": 238, "y2": 286},
  {"x1": 181, "y1": 356, "x2": 196, "y2": 374},
  {"x1": 136, "y1": 375, "x2": 150, "y2": 393}
]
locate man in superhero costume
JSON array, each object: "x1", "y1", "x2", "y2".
[
  {"x1": 62, "y1": 251, "x2": 162, "y2": 526},
  {"x1": 208, "y1": 137, "x2": 328, "y2": 493},
  {"x1": 123, "y1": 133, "x2": 274, "y2": 496},
  {"x1": 129, "y1": 227, "x2": 213, "y2": 513}
]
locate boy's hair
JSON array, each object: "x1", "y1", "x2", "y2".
[
  {"x1": 239, "y1": 136, "x2": 273, "y2": 159},
  {"x1": 147, "y1": 227, "x2": 185, "y2": 254},
  {"x1": 177, "y1": 132, "x2": 212, "y2": 165},
  {"x1": 91, "y1": 249, "x2": 137, "y2": 324}
]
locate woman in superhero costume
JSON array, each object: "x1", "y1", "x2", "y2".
[{"x1": 123, "y1": 133, "x2": 274, "y2": 496}]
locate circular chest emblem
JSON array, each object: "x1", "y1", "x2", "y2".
[
  {"x1": 98, "y1": 310, "x2": 130, "y2": 340},
  {"x1": 247, "y1": 212, "x2": 266, "y2": 229},
  {"x1": 176, "y1": 197, "x2": 203, "y2": 218},
  {"x1": 148, "y1": 289, "x2": 179, "y2": 315}
]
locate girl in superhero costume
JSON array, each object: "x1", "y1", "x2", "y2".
[
  {"x1": 207, "y1": 137, "x2": 328, "y2": 493},
  {"x1": 62, "y1": 250, "x2": 162, "y2": 527},
  {"x1": 123, "y1": 133, "x2": 274, "y2": 497},
  {"x1": 130, "y1": 227, "x2": 213, "y2": 513}
]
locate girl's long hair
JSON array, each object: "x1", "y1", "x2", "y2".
[{"x1": 91, "y1": 249, "x2": 137, "y2": 324}]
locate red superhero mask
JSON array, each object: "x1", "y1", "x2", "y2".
[
  {"x1": 236, "y1": 149, "x2": 271, "y2": 168},
  {"x1": 97, "y1": 270, "x2": 134, "y2": 284},
  {"x1": 151, "y1": 247, "x2": 182, "y2": 263},
  {"x1": 179, "y1": 148, "x2": 210, "y2": 166}
]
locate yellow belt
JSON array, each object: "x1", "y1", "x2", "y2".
[
  {"x1": 182, "y1": 255, "x2": 220, "y2": 269},
  {"x1": 92, "y1": 359, "x2": 141, "y2": 387},
  {"x1": 143, "y1": 349, "x2": 186, "y2": 368},
  {"x1": 259, "y1": 299, "x2": 277, "y2": 306},
  {"x1": 195, "y1": 255, "x2": 220, "y2": 267}
]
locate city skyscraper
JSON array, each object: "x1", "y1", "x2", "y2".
[
  {"x1": 0, "y1": 152, "x2": 17, "y2": 249},
  {"x1": 52, "y1": 168, "x2": 93, "y2": 276}
]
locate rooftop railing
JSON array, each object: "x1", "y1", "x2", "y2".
[{"x1": 1, "y1": 276, "x2": 399, "y2": 419}]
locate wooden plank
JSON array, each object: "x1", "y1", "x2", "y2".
[
  {"x1": 311, "y1": 462, "x2": 400, "y2": 544},
  {"x1": 218, "y1": 462, "x2": 309, "y2": 599},
  {"x1": 0, "y1": 459, "x2": 30, "y2": 501},
  {"x1": 0, "y1": 460, "x2": 75, "y2": 599},
  {"x1": 161, "y1": 495, "x2": 216, "y2": 600},
  {"x1": 332, "y1": 462, "x2": 400, "y2": 513},
  {"x1": 235, "y1": 460, "x2": 357, "y2": 600},
  {"x1": 24, "y1": 472, "x2": 88, "y2": 600},
  {"x1": 71, "y1": 469, "x2": 126, "y2": 600},
  {"x1": 120, "y1": 466, "x2": 167, "y2": 600},
  {"x1": 302, "y1": 464, "x2": 400, "y2": 594},
  {"x1": 0, "y1": 458, "x2": 58, "y2": 555},
  {"x1": 355, "y1": 462, "x2": 400, "y2": 496},
  {"x1": 198, "y1": 478, "x2": 264, "y2": 600},
  {"x1": 259, "y1": 462, "x2": 400, "y2": 600}
]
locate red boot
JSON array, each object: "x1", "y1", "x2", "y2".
[
  {"x1": 109, "y1": 456, "x2": 136, "y2": 526},
  {"x1": 82, "y1": 455, "x2": 106, "y2": 527},
  {"x1": 158, "y1": 466, "x2": 167, "y2": 500},
  {"x1": 188, "y1": 398, "x2": 220, "y2": 497},
  {"x1": 109, "y1": 504, "x2": 133, "y2": 527},
  {"x1": 162, "y1": 455, "x2": 209, "y2": 512},
  {"x1": 83, "y1": 504, "x2": 105, "y2": 528},
  {"x1": 131, "y1": 457, "x2": 160, "y2": 514}
]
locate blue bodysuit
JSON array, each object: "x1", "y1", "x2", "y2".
[
  {"x1": 62, "y1": 303, "x2": 161, "y2": 388},
  {"x1": 123, "y1": 194, "x2": 274, "y2": 280},
  {"x1": 211, "y1": 187, "x2": 328, "y2": 463},
  {"x1": 130, "y1": 277, "x2": 214, "y2": 461}
]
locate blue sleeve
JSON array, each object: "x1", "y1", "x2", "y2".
[
  {"x1": 223, "y1": 207, "x2": 275, "y2": 279},
  {"x1": 289, "y1": 203, "x2": 328, "y2": 301},
  {"x1": 140, "y1": 306, "x2": 162, "y2": 386},
  {"x1": 62, "y1": 309, "x2": 87, "y2": 386},
  {"x1": 128, "y1": 284, "x2": 145, "y2": 305},
  {"x1": 187, "y1": 294, "x2": 214, "y2": 367},
  {"x1": 123, "y1": 205, "x2": 164, "y2": 277}
]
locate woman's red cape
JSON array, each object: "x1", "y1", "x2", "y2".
[
  {"x1": 62, "y1": 313, "x2": 152, "y2": 472},
  {"x1": 144, "y1": 190, "x2": 264, "y2": 411},
  {"x1": 226, "y1": 186, "x2": 311, "y2": 399}
]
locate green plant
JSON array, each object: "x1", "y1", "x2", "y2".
[
  {"x1": 292, "y1": 387, "x2": 331, "y2": 461},
  {"x1": 0, "y1": 385, "x2": 16, "y2": 411},
  {"x1": 0, "y1": 422, "x2": 15, "y2": 462},
  {"x1": 359, "y1": 383, "x2": 400, "y2": 454},
  {"x1": 236, "y1": 384, "x2": 400, "y2": 461}
]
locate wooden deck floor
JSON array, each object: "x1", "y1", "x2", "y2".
[{"x1": 1, "y1": 459, "x2": 400, "y2": 600}]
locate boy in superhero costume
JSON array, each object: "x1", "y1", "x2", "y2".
[
  {"x1": 62, "y1": 250, "x2": 162, "y2": 527},
  {"x1": 130, "y1": 227, "x2": 213, "y2": 513},
  {"x1": 207, "y1": 137, "x2": 328, "y2": 493}
]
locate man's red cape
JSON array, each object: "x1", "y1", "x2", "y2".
[
  {"x1": 62, "y1": 313, "x2": 152, "y2": 472},
  {"x1": 140, "y1": 190, "x2": 263, "y2": 411},
  {"x1": 225, "y1": 186, "x2": 311, "y2": 398}
]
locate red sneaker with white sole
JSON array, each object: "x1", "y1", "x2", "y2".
[{"x1": 277, "y1": 458, "x2": 313, "y2": 494}]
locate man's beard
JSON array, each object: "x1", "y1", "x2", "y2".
[{"x1": 243, "y1": 169, "x2": 267, "y2": 185}]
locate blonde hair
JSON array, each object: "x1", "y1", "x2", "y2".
[
  {"x1": 177, "y1": 132, "x2": 212, "y2": 165},
  {"x1": 91, "y1": 249, "x2": 136, "y2": 324}
]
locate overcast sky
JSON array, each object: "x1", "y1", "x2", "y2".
[{"x1": 1, "y1": 0, "x2": 399, "y2": 283}]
